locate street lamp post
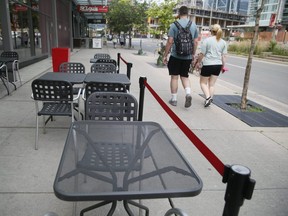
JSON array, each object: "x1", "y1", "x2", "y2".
[{"x1": 209, "y1": 0, "x2": 214, "y2": 27}]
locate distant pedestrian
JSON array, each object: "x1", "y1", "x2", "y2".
[
  {"x1": 119, "y1": 36, "x2": 125, "y2": 47},
  {"x1": 163, "y1": 6, "x2": 198, "y2": 108},
  {"x1": 23, "y1": 33, "x2": 28, "y2": 47},
  {"x1": 112, "y1": 35, "x2": 117, "y2": 49},
  {"x1": 195, "y1": 24, "x2": 227, "y2": 107}
]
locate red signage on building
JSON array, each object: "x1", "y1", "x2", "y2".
[
  {"x1": 14, "y1": 4, "x2": 28, "y2": 11},
  {"x1": 77, "y1": 5, "x2": 109, "y2": 13},
  {"x1": 269, "y1": 13, "x2": 276, "y2": 27}
]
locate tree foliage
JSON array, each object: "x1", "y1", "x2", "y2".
[
  {"x1": 106, "y1": 0, "x2": 148, "y2": 35},
  {"x1": 146, "y1": 0, "x2": 178, "y2": 34}
]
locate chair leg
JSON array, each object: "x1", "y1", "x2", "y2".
[
  {"x1": 0, "y1": 76, "x2": 10, "y2": 95},
  {"x1": 35, "y1": 115, "x2": 39, "y2": 150},
  {"x1": 43, "y1": 115, "x2": 46, "y2": 134}
]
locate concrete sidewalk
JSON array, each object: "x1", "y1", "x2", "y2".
[{"x1": 0, "y1": 41, "x2": 287, "y2": 216}]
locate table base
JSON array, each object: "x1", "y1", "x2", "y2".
[{"x1": 80, "y1": 200, "x2": 149, "y2": 216}]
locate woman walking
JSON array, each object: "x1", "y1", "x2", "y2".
[{"x1": 196, "y1": 24, "x2": 227, "y2": 107}]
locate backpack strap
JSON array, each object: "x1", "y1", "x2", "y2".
[{"x1": 174, "y1": 20, "x2": 192, "y2": 30}]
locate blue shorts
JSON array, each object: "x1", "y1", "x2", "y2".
[
  {"x1": 168, "y1": 56, "x2": 192, "y2": 78},
  {"x1": 200, "y1": 65, "x2": 222, "y2": 77}
]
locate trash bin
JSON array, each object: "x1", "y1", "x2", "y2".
[{"x1": 52, "y1": 47, "x2": 70, "y2": 72}]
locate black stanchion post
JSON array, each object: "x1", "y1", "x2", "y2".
[
  {"x1": 127, "y1": 62, "x2": 132, "y2": 80},
  {"x1": 117, "y1": 53, "x2": 120, "y2": 73},
  {"x1": 222, "y1": 164, "x2": 256, "y2": 216},
  {"x1": 138, "y1": 77, "x2": 146, "y2": 121}
]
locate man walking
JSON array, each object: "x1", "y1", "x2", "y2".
[{"x1": 163, "y1": 6, "x2": 198, "y2": 108}]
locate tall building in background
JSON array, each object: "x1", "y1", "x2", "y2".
[{"x1": 248, "y1": 0, "x2": 285, "y2": 27}]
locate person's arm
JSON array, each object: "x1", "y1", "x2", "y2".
[{"x1": 163, "y1": 37, "x2": 174, "y2": 65}]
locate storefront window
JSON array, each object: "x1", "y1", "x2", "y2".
[{"x1": 8, "y1": 0, "x2": 43, "y2": 59}]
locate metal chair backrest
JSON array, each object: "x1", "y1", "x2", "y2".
[
  {"x1": 95, "y1": 58, "x2": 117, "y2": 66},
  {"x1": 85, "y1": 92, "x2": 138, "y2": 121},
  {"x1": 90, "y1": 63, "x2": 117, "y2": 73},
  {"x1": 1, "y1": 51, "x2": 19, "y2": 60},
  {"x1": 94, "y1": 53, "x2": 111, "y2": 59},
  {"x1": 85, "y1": 82, "x2": 126, "y2": 99},
  {"x1": 59, "y1": 62, "x2": 85, "y2": 74},
  {"x1": 31, "y1": 79, "x2": 73, "y2": 102}
]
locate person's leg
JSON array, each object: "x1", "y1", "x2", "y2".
[
  {"x1": 208, "y1": 75, "x2": 218, "y2": 99},
  {"x1": 169, "y1": 75, "x2": 178, "y2": 106},
  {"x1": 180, "y1": 76, "x2": 192, "y2": 107},
  {"x1": 200, "y1": 76, "x2": 210, "y2": 99}
]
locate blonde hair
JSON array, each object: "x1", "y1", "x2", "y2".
[{"x1": 211, "y1": 24, "x2": 222, "y2": 41}]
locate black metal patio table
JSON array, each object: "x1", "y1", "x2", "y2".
[
  {"x1": 37, "y1": 72, "x2": 86, "y2": 84},
  {"x1": 53, "y1": 120, "x2": 202, "y2": 216},
  {"x1": 84, "y1": 72, "x2": 130, "y2": 85}
]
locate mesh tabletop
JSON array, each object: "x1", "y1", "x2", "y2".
[
  {"x1": 84, "y1": 73, "x2": 130, "y2": 85},
  {"x1": 54, "y1": 121, "x2": 202, "y2": 201},
  {"x1": 37, "y1": 72, "x2": 86, "y2": 84}
]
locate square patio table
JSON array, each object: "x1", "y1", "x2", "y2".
[
  {"x1": 84, "y1": 73, "x2": 130, "y2": 85},
  {"x1": 53, "y1": 120, "x2": 202, "y2": 215},
  {"x1": 37, "y1": 72, "x2": 86, "y2": 84}
]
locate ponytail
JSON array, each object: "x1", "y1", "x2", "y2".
[
  {"x1": 216, "y1": 28, "x2": 222, "y2": 41},
  {"x1": 211, "y1": 24, "x2": 222, "y2": 41}
]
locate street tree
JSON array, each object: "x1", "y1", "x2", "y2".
[
  {"x1": 106, "y1": 0, "x2": 148, "y2": 48},
  {"x1": 146, "y1": 0, "x2": 178, "y2": 38},
  {"x1": 241, "y1": 0, "x2": 265, "y2": 110}
]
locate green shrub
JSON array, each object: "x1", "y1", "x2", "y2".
[
  {"x1": 273, "y1": 45, "x2": 288, "y2": 56},
  {"x1": 268, "y1": 40, "x2": 277, "y2": 52}
]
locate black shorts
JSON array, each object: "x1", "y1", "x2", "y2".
[
  {"x1": 200, "y1": 65, "x2": 222, "y2": 77},
  {"x1": 168, "y1": 56, "x2": 191, "y2": 78}
]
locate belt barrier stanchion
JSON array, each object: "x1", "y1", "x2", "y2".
[
  {"x1": 117, "y1": 53, "x2": 132, "y2": 91},
  {"x1": 139, "y1": 77, "x2": 256, "y2": 216},
  {"x1": 138, "y1": 77, "x2": 146, "y2": 121},
  {"x1": 117, "y1": 53, "x2": 120, "y2": 73},
  {"x1": 222, "y1": 165, "x2": 256, "y2": 216}
]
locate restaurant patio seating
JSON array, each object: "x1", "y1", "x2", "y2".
[
  {"x1": 94, "y1": 53, "x2": 111, "y2": 59},
  {"x1": 82, "y1": 81, "x2": 126, "y2": 100},
  {"x1": 90, "y1": 62, "x2": 117, "y2": 73},
  {"x1": 85, "y1": 91, "x2": 138, "y2": 121},
  {"x1": 59, "y1": 62, "x2": 85, "y2": 74},
  {"x1": 0, "y1": 51, "x2": 22, "y2": 91},
  {"x1": 95, "y1": 58, "x2": 117, "y2": 66},
  {"x1": 31, "y1": 79, "x2": 81, "y2": 150}
]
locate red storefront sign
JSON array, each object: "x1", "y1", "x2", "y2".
[
  {"x1": 269, "y1": 13, "x2": 276, "y2": 27},
  {"x1": 14, "y1": 4, "x2": 27, "y2": 12},
  {"x1": 77, "y1": 5, "x2": 109, "y2": 13}
]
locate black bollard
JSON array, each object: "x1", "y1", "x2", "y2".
[{"x1": 222, "y1": 164, "x2": 256, "y2": 216}]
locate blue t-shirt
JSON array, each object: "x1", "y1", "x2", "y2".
[{"x1": 168, "y1": 18, "x2": 198, "y2": 60}]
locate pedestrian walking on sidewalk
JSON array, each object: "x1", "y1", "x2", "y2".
[
  {"x1": 112, "y1": 35, "x2": 117, "y2": 49},
  {"x1": 163, "y1": 6, "x2": 198, "y2": 108},
  {"x1": 195, "y1": 24, "x2": 227, "y2": 107}
]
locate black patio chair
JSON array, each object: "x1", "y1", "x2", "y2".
[
  {"x1": 85, "y1": 91, "x2": 138, "y2": 121},
  {"x1": 31, "y1": 79, "x2": 81, "y2": 150},
  {"x1": 0, "y1": 51, "x2": 22, "y2": 92},
  {"x1": 59, "y1": 62, "x2": 85, "y2": 74},
  {"x1": 94, "y1": 53, "x2": 111, "y2": 59},
  {"x1": 90, "y1": 62, "x2": 117, "y2": 73}
]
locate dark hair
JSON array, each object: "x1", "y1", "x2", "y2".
[{"x1": 179, "y1": 6, "x2": 188, "y2": 16}]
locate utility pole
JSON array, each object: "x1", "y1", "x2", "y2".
[{"x1": 209, "y1": 0, "x2": 214, "y2": 27}]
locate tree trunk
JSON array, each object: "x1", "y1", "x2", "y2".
[{"x1": 241, "y1": 0, "x2": 265, "y2": 110}]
